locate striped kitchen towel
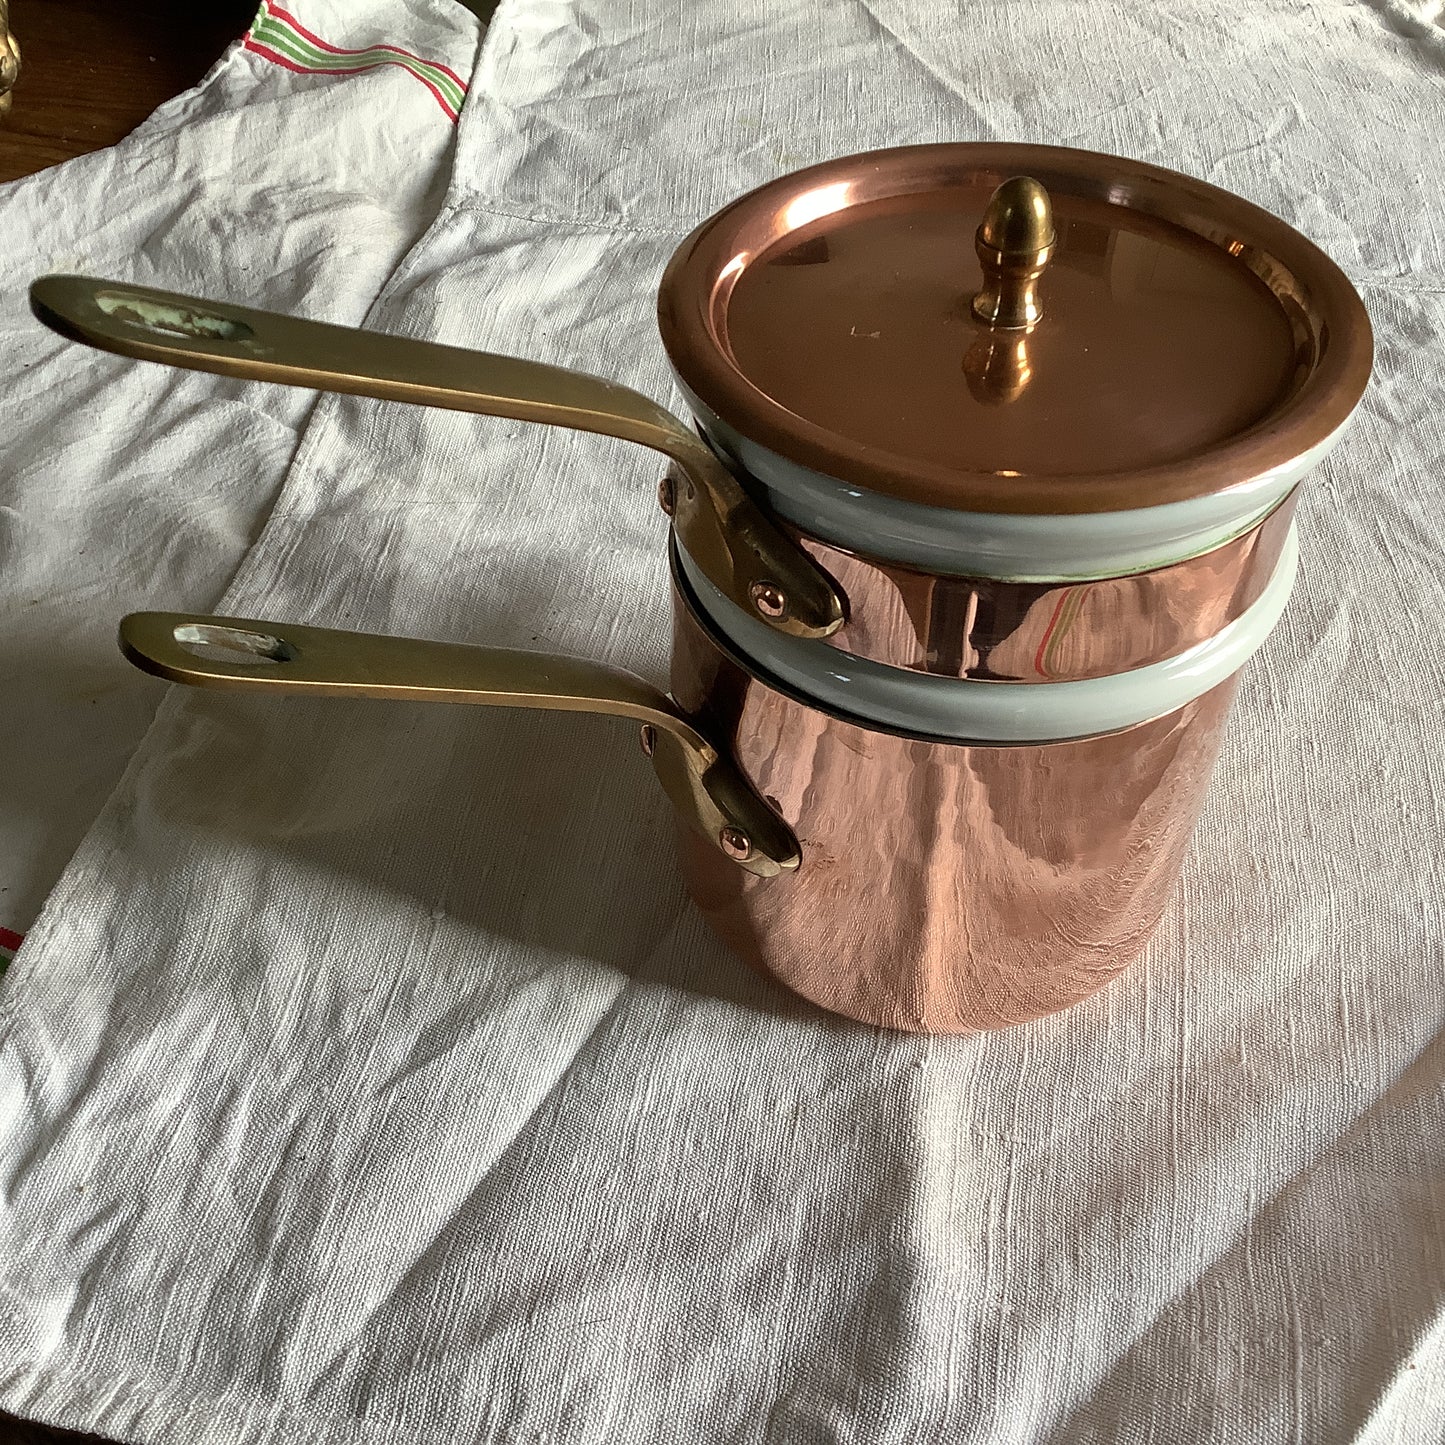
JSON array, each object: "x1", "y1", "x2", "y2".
[{"x1": 244, "y1": 0, "x2": 469, "y2": 120}]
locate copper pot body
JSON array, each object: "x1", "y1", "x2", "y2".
[{"x1": 669, "y1": 571, "x2": 1239, "y2": 1034}]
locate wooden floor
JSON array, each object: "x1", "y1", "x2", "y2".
[{"x1": 0, "y1": 0, "x2": 258, "y2": 182}]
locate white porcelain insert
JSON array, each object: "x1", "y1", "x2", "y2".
[
  {"x1": 679, "y1": 523, "x2": 1299, "y2": 743},
  {"x1": 681, "y1": 380, "x2": 1345, "y2": 583}
]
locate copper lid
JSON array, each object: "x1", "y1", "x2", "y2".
[{"x1": 658, "y1": 144, "x2": 1372, "y2": 516}]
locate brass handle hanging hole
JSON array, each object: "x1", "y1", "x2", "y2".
[
  {"x1": 95, "y1": 292, "x2": 254, "y2": 342},
  {"x1": 173, "y1": 623, "x2": 296, "y2": 666}
]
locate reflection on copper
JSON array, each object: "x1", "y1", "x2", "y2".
[
  {"x1": 670, "y1": 578, "x2": 1239, "y2": 1034},
  {"x1": 780, "y1": 181, "x2": 853, "y2": 232},
  {"x1": 773, "y1": 235, "x2": 830, "y2": 266},
  {"x1": 963, "y1": 330, "x2": 1033, "y2": 404},
  {"x1": 658, "y1": 142, "x2": 1372, "y2": 516},
  {"x1": 718, "y1": 189, "x2": 1301, "y2": 480},
  {"x1": 788, "y1": 492, "x2": 1296, "y2": 681}
]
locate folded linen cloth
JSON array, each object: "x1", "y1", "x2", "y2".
[
  {"x1": 1, "y1": 3, "x2": 1443, "y2": 1443},
  {"x1": 0, "y1": 0, "x2": 480, "y2": 937}
]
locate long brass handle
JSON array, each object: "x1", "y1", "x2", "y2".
[
  {"x1": 119, "y1": 612, "x2": 800, "y2": 878},
  {"x1": 31, "y1": 275, "x2": 844, "y2": 640}
]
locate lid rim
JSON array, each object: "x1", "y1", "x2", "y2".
[{"x1": 658, "y1": 142, "x2": 1374, "y2": 517}]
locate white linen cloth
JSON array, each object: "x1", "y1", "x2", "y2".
[
  {"x1": 0, "y1": 0, "x2": 481, "y2": 936},
  {"x1": 2, "y1": 2, "x2": 1444, "y2": 1442}
]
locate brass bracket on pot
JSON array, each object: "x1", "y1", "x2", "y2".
[
  {"x1": 29, "y1": 274, "x2": 846, "y2": 641},
  {"x1": 119, "y1": 611, "x2": 801, "y2": 879}
]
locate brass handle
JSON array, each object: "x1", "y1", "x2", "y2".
[
  {"x1": 119, "y1": 612, "x2": 800, "y2": 878},
  {"x1": 31, "y1": 275, "x2": 845, "y2": 641},
  {"x1": 971, "y1": 177, "x2": 1055, "y2": 331}
]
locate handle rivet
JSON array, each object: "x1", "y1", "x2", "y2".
[
  {"x1": 749, "y1": 581, "x2": 787, "y2": 620},
  {"x1": 639, "y1": 723, "x2": 656, "y2": 757},
  {"x1": 719, "y1": 825, "x2": 753, "y2": 861},
  {"x1": 657, "y1": 470, "x2": 678, "y2": 516}
]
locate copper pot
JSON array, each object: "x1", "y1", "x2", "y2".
[
  {"x1": 29, "y1": 143, "x2": 1372, "y2": 1033},
  {"x1": 669, "y1": 553, "x2": 1242, "y2": 1032}
]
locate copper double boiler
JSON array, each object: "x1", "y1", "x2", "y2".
[{"x1": 32, "y1": 144, "x2": 1372, "y2": 1032}]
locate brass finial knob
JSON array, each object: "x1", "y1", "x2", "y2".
[{"x1": 971, "y1": 176, "x2": 1055, "y2": 330}]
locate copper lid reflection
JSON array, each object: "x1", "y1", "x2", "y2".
[
  {"x1": 657, "y1": 144, "x2": 1373, "y2": 515},
  {"x1": 726, "y1": 187, "x2": 1296, "y2": 476}
]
